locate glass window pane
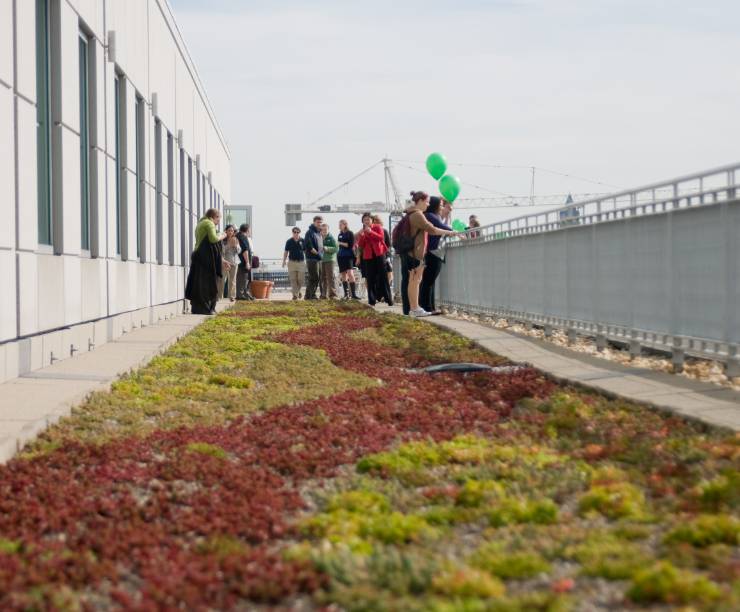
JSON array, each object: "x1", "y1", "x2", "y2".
[
  {"x1": 114, "y1": 76, "x2": 121, "y2": 255},
  {"x1": 79, "y1": 35, "x2": 90, "y2": 250},
  {"x1": 154, "y1": 119, "x2": 162, "y2": 264},
  {"x1": 36, "y1": 0, "x2": 52, "y2": 245},
  {"x1": 135, "y1": 97, "x2": 144, "y2": 259}
]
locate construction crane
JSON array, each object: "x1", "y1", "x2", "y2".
[
  {"x1": 285, "y1": 158, "x2": 407, "y2": 225},
  {"x1": 284, "y1": 158, "x2": 604, "y2": 225}
]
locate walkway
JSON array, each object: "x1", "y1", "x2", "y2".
[
  {"x1": 0, "y1": 302, "x2": 230, "y2": 463},
  {"x1": 374, "y1": 303, "x2": 740, "y2": 431}
]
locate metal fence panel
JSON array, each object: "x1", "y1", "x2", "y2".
[{"x1": 438, "y1": 197, "x2": 740, "y2": 363}]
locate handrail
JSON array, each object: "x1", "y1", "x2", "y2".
[{"x1": 450, "y1": 162, "x2": 740, "y2": 244}]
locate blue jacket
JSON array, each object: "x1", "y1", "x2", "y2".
[
  {"x1": 425, "y1": 212, "x2": 452, "y2": 251},
  {"x1": 304, "y1": 225, "x2": 323, "y2": 261}
]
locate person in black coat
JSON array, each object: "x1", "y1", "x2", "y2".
[{"x1": 235, "y1": 224, "x2": 254, "y2": 300}]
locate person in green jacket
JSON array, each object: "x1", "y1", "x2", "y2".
[
  {"x1": 185, "y1": 208, "x2": 227, "y2": 314},
  {"x1": 319, "y1": 223, "x2": 338, "y2": 299}
]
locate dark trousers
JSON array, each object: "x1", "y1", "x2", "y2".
[
  {"x1": 236, "y1": 266, "x2": 251, "y2": 299},
  {"x1": 305, "y1": 259, "x2": 321, "y2": 299},
  {"x1": 400, "y1": 254, "x2": 412, "y2": 315},
  {"x1": 365, "y1": 256, "x2": 392, "y2": 306},
  {"x1": 419, "y1": 253, "x2": 443, "y2": 312}
]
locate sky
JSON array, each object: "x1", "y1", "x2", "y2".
[{"x1": 169, "y1": 0, "x2": 740, "y2": 259}]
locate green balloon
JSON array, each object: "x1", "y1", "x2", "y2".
[
  {"x1": 426, "y1": 152, "x2": 448, "y2": 180},
  {"x1": 439, "y1": 174, "x2": 462, "y2": 203},
  {"x1": 452, "y1": 219, "x2": 467, "y2": 232}
]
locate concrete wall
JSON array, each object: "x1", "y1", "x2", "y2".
[{"x1": 0, "y1": 0, "x2": 231, "y2": 382}]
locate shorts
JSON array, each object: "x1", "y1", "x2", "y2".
[
  {"x1": 338, "y1": 255, "x2": 354, "y2": 273},
  {"x1": 401, "y1": 253, "x2": 422, "y2": 271}
]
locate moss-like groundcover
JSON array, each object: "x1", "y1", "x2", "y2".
[{"x1": 0, "y1": 301, "x2": 737, "y2": 610}]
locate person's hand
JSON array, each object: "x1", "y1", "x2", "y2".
[{"x1": 282, "y1": 260, "x2": 287, "y2": 268}]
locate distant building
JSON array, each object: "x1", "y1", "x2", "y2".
[
  {"x1": 0, "y1": 0, "x2": 231, "y2": 382},
  {"x1": 225, "y1": 206, "x2": 253, "y2": 231},
  {"x1": 559, "y1": 194, "x2": 580, "y2": 226}
]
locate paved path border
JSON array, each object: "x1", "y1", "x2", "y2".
[
  {"x1": 0, "y1": 301, "x2": 231, "y2": 463},
  {"x1": 372, "y1": 304, "x2": 739, "y2": 431}
]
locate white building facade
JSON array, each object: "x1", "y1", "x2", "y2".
[{"x1": 0, "y1": 0, "x2": 231, "y2": 382}]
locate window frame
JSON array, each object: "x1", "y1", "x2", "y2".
[
  {"x1": 78, "y1": 31, "x2": 91, "y2": 252},
  {"x1": 113, "y1": 73, "x2": 123, "y2": 256},
  {"x1": 36, "y1": 0, "x2": 53, "y2": 247},
  {"x1": 167, "y1": 131, "x2": 175, "y2": 266},
  {"x1": 135, "y1": 94, "x2": 145, "y2": 261},
  {"x1": 154, "y1": 117, "x2": 163, "y2": 264}
]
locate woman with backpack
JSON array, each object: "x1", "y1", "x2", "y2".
[
  {"x1": 394, "y1": 191, "x2": 458, "y2": 317},
  {"x1": 419, "y1": 196, "x2": 452, "y2": 313},
  {"x1": 356, "y1": 213, "x2": 393, "y2": 307}
]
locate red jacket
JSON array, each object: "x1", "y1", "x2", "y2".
[{"x1": 356, "y1": 224, "x2": 388, "y2": 260}]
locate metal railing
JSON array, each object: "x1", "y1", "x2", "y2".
[
  {"x1": 438, "y1": 163, "x2": 740, "y2": 374},
  {"x1": 447, "y1": 162, "x2": 740, "y2": 244}
]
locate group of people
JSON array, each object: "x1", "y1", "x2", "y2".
[
  {"x1": 185, "y1": 208, "x2": 255, "y2": 314},
  {"x1": 282, "y1": 191, "x2": 472, "y2": 317},
  {"x1": 282, "y1": 214, "x2": 394, "y2": 304},
  {"x1": 186, "y1": 197, "x2": 479, "y2": 316}
]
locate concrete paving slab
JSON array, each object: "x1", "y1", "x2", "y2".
[{"x1": 410, "y1": 311, "x2": 740, "y2": 431}]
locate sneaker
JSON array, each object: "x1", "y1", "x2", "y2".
[{"x1": 410, "y1": 308, "x2": 432, "y2": 318}]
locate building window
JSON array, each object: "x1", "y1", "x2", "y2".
[
  {"x1": 36, "y1": 0, "x2": 52, "y2": 246},
  {"x1": 188, "y1": 157, "x2": 194, "y2": 254},
  {"x1": 114, "y1": 75, "x2": 123, "y2": 255},
  {"x1": 167, "y1": 132, "x2": 175, "y2": 265},
  {"x1": 196, "y1": 169, "x2": 201, "y2": 218},
  {"x1": 135, "y1": 95, "x2": 145, "y2": 260},
  {"x1": 180, "y1": 147, "x2": 186, "y2": 265},
  {"x1": 154, "y1": 118, "x2": 162, "y2": 264},
  {"x1": 79, "y1": 32, "x2": 91, "y2": 251}
]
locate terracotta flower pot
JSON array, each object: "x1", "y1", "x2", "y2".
[{"x1": 250, "y1": 280, "x2": 273, "y2": 300}]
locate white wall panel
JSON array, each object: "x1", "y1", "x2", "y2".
[
  {"x1": 0, "y1": 85, "x2": 14, "y2": 249},
  {"x1": 36, "y1": 253, "x2": 65, "y2": 331},
  {"x1": 69, "y1": 0, "x2": 102, "y2": 37},
  {"x1": 123, "y1": 168, "x2": 137, "y2": 259},
  {"x1": 81, "y1": 256, "x2": 106, "y2": 320},
  {"x1": 58, "y1": 1, "x2": 80, "y2": 133},
  {"x1": 0, "y1": 249, "x2": 16, "y2": 342},
  {"x1": 0, "y1": 0, "x2": 13, "y2": 86},
  {"x1": 60, "y1": 128, "x2": 82, "y2": 255},
  {"x1": 15, "y1": 0, "x2": 36, "y2": 102},
  {"x1": 63, "y1": 256, "x2": 83, "y2": 325},
  {"x1": 17, "y1": 251, "x2": 38, "y2": 336},
  {"x1": 105, "y1": 155, "x2": 117, "y2": 258},
  {"x1": 16, "y1": 98, "x2": 38, "y2": 251}
]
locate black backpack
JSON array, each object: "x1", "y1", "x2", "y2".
[{"x1": 391, "y1": 214, "x2": 415, "y2": 254}]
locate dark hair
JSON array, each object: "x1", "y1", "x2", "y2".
[
  {"x1": 224, "y1": 224, "x2": 236, "y2": 232},
  {"x1": 291, "y1": 226, "x2": 301, "y2": 233},
  {"x1": 313, "y1": 215, "x2": 323, "y2": 223},
  {"x1": 361, "y1": 212, "x2": 372, "y2": 221},
  {"x1": 410, "y1": 190, "x2": 428, "y2": 204},
  {"x1": 239, "y1": 224, "x2": 250, "y2": 232},
  {"x1": 205, "y1": 208, "x2": 219, "y2": 220},
  {"x1": 428, "y1": 196, "x2": 442, "y2": 215}
]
